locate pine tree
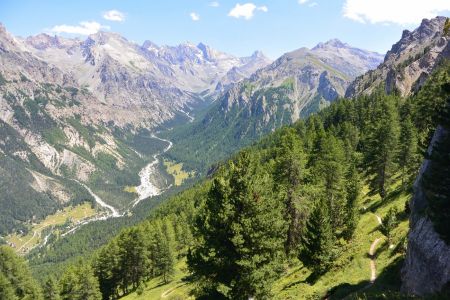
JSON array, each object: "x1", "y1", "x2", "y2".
[
  {"x1": 381, "y1": 207, "x2": 399, "y2": 243},
  {"x1": 152, "y1": 225, "x2": 175, "y2": 284},
  {"x1": 0, "y1": 245, "x2": 43, "y2": 300},
  {"x1": 188, "y1": 151, "x2": 287, "y2": 299},
  {"x1": 365, "y1": 95, "x2": 400, "y2": 198},
  {"x1": 399, "y1": 115, "x2": 420, "y2": 186},
  {"x1": 93, "y1": 240, "x2": 121, "y2": 299},
  {"x1": 342, "y1": 165, "x2": 361, "y2": 241},
  {"x1": 422, "y1": 95, "x2": 450, "y2": 242},
  {"x1": 60, "y1": 262, "x2": 102, "y2": 300},
  {"x1": 0, "y1": 272, "x2": 17, "y2": 300},
  {"x1": 116, "y1": 227, "x2": 151, "y2": 292},
  {"x1": 273, "y1": 128, "x2": 307, "y2": 256},
  {"x1": 298, "y1": 199, "x2": 334, "y2": 275},
  {"x1": 312, "y1": 134, "x2": 348, "y2": 233},
  {"x1": 43, "y1": 276, "x2": 61, "y2": 300}
]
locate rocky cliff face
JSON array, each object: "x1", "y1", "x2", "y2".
[
  {"x1": 402, "y1": 125, "x2": 450, "y2": 296},
  {"x1": 346, "y1": 16, "x2": 449, "y2": 98}
]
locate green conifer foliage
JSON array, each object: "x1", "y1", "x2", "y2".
[{"x1": 188, "y1": 151, "x2": 287, "y2": 299}]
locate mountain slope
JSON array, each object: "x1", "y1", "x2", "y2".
[
  {"x1": 0, "y1": 23, "x2": 270, "y2": 237},
  {"x1": 166, "y1": 40, "x2": 383, "y2": 170},
  {"x1": 0, "y1": 25, "x2": 167, "y2": 236},
  {"x1": 346, "y1": 16, "x2": 450, "y2": 98},
  {"x1": 24, "y1": 32, "x2": 271, "y2": 127}
]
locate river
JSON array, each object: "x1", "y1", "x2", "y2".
[{"x1": 60, "y1": 134, "x2": 173, "y2": 237}]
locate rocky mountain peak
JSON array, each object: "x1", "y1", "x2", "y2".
[
  {"x1": 0, "y1": 22, "x2": 6, "y2": 34},
  {"x1": 26, "y1": 33, "x2": 60, "y2": 49},
  {"x1": 196, "y1": 42, "x2": 212, "y2": 60},
  {"x1": 88, "y1": 31, "x2": 125, "y2": 45},
  {"x1": 346, "y1": 16, "x2": 449, "y2": 98},
  {"x1": 387, "y1": 16, "x2": 447, "y2": 58},
  {"x1": 313, "y1": 38, "x2": 349, "y2": 50},
  {"x1": 142, "y1": 40, "x2": 159, "y2": 51},
  {"x1": 251, "y1": 50, "x2": 266, "y2": 59}
]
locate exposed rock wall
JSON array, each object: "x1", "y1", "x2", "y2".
[{"x1": 402, "y1": 126, "x2": 450, "y2": 295}]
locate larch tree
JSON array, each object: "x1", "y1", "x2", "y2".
[{"x1": 188, "y1": 151, "x2": 287, "y2": 300}]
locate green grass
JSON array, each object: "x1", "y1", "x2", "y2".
[
  {"x1": 121, "y1": 260, "x2": 194, "y2": 300},
  {"x1": 6, "y1": 202, "x2": 97, "y2": 255},
  {"x1": 272, "y1": 178, "x2": 410, "y2": 299},
  {"x1": 120, "y1": 178, "x2": 410, "y2": 300},
  {"x1": 163, "y1": 160, "x2": 194, "y2": 186}
]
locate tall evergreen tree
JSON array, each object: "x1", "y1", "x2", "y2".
[
  {"x1": 116, "y1": 227, "x2": 151, "y2": 293},
  {"x1": 60, "y1": 262, "x2": 101, "y2": 300},
  {"x1": 399, "y1": 115, "x2": 420, "y2": 186},
  {"x1": 93, "y1": 240, "x2": 121, "y2": 299},
  {"x1": 298, "y1": 199, "x2": 334, "y2": 275},
  {"x1": 365, "y1": 95, "x2": 400, "y2": 198},
  {"x1": 273, "y1": 128, "x2": 307, "y2": 256},
  {"x1": 43, "y1": 276, "x2": 60, "y2": 300},
  {"x1": 312, "y1": 134, "x2": 348, "y2": 233},
  {"x1": 151, "y1": 225, "x2": 175, "y2": 284},
  {"x1": 342, "y1": 165, "x2": 361, "y2": 240},
  {"x1": 422, "y1": 94, "x2": 450, "y2": 242},
  {"x1": 188, "y1": 151, "x2": 287, "y2": 299},
  {"x1": 0, "y1": 245, "x2": 42, "y2": 300}
]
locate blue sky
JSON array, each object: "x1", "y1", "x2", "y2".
[{"x1": 1, "y1": 0, "x2": 450, "y2": 58}]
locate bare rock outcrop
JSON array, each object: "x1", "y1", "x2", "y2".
[{"x1": 402, "y1": 126, "x2": 450, "y2": 296}]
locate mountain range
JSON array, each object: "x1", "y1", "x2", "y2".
[
  {"x1": 0, "y1": 12, "x2": 449, "y2": 300},
  {"x1": 166, "y1": 39, "x2": 383, "y2": 169},
  {"x1": 0, "y1": 16, "x2": 448, "y2": 244}
]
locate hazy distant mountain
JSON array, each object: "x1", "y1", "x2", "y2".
[
  {"x1": 166, "y1": 39, "x2": 383, "y2": 170},
  {"x1": 0, "y1": 22, "x2": 271, "y2": 235},
  {"x1": 23, "y1": 31, "x2": 271, "y2": 127},
  {"x1": 346, "y1": 16, "x2": 450, "y2": 98}
]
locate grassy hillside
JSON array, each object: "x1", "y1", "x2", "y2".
[{"x1": 119, "y1": 179, "x2": 410, "y2": 300}]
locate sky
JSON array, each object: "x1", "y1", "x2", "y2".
[{"x1": 1, "y1": 0, "x2": 450, "y2": 59}]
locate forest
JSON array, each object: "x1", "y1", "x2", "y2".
[{"x1": 1, "y1": 61, "x2": 449, "y2": 299}]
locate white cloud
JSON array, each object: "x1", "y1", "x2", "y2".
[
  {"x1": 209, "y1": 1, "x2": 220, "y2": 7},
  {"x1": 258, "y1": 5, "x2": 268, "y2": 12},
  {"x1": 308, "y1": 2, "x2": 318, "y2": 7},
  {"x1": 50, "y1": 21, "x2": 109, "y2": 35},
  {"x1": 343, "y1": 0, "x2": 450, "y2": 25},
  {"x1": 102, "y1": 10, "x2": 125, "y2": 22},
  {"x1": 190, "y1": 12, "x2": 200, "y2": 21},
  {"x1": 228, "y1": 3, "x2": 268, "y2": 20},
  {"x1": 298, "y1": 0, "x2": 309, "y2": 4}
]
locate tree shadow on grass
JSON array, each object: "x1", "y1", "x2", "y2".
[
  {"x1": 327, "y1": 280, "x2": 371, "y2": 300},
  {"x1": 328, "y1": 257, "x2": 408, "y2": 300},
  {"x1": 367, "y1": 188, "x2": 404, "y2": 212}
]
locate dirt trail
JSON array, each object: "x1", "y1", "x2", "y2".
[
  {"x1": 161, "y1": 283, "x2": 185, "y2": 298},
  {"x1": 369, "y1": 214, "x2": 382, "y2": 282},
  {"x1": 369, "y1": 237, "x2": 382, "y2": 282}
]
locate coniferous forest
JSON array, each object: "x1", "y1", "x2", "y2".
[{"x1": 2, "y1": 58, "x2": 449, "y2": 299}]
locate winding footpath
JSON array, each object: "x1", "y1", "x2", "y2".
[
  {"x1": 369, "y1": 214, "x2": 383, "y2": 282},
  {"x1": 369, "y1": 237, "x2": 382, "y2": 282}
]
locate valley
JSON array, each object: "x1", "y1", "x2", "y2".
[
  {"x1": 5, "y1": 202, "x2": 96, "y2": 254},
  {"x1": 0, "y1": 5, "x2": 449, "y2": 299},
  {"x1": 2, "y1": 131, "x2": 176, "y2": 254}
]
